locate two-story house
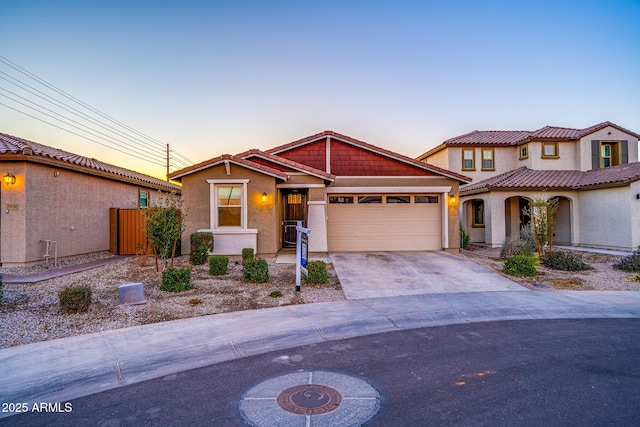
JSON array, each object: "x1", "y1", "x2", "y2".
[{"x1": 418, "y1": 121, "x2": 640, "y2": 252}]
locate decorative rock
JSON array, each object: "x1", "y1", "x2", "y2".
[{"x1": 118, "y1": 283, "x2": 147, "y2": 305}]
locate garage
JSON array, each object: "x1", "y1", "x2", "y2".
[{"x1": 327, "y1": 194, "x2": 442, "y2": 251}]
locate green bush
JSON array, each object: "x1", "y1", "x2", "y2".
[
  {"x1": 541, "y1": 250, "x2": 593, "y2": 271},
  {"x1": 190, "y1": 232, "x2": 214, "y2": 265},
  {"x1": 614, "y1": 247, "x2": 640, "y2": 272},
  {"x1": 208, "y1": 255, "x2": 229, "y2": 276},
  {"x1": 243, "y1": 258, "x2": 269, "y2": 283},
  {"x1": 459, "y1": 225, "x2": 470, "y2": 249},
  {"x1": 269, "y1": 290, "x2": 282, "y2": 298},
  {"x1": 59, "y1": 285, "x2": 92, "y2": 314},
  {"x1": 161, "y1": 267, "x2": 192, "y2": 292},
  {"x1": 503, "y1": 253, "x2": 536, "y2": 277},
  {"x1": 242, "y1": 248, "x2": 254, "y2": 262},
  {"x1": 304, "y1": 260, "x2": 329, "y2": 284}
]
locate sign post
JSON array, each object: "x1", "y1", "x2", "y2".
[{"x1": 295, "y1": 220, "x2": 310, "y2": 292}]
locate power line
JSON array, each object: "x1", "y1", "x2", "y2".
[
  {"x1": 0, "y1": 102, "x2": 167, "y2": 167},
  {"x1": 0, "y1": 56, "x2": 195, "y2": 170},
  {"x1": 0, "y1": 87, "x2": 166, "y2": 161}
]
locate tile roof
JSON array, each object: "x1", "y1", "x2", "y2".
[
  {"x1": 425, "y1": 122, "x2": 640, "y2": 155},
  {"x1": 461, "y1": 162, "x2": 640, "y2": 194},
  {"x1": 167, "y1": 153, "x2": 289, "y2": 181},
  {"x1": 238, "y1": 149, "x2": 336, "y2": 181},
  {"x1": 268, "y1": 130, "x2": 472, "y2": 183},
  {"x1": 0, "y1": 132, "x2": 181, "y2": 191}
]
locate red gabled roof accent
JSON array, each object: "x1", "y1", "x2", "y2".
[
  {"x1": 240, "y1": 149, "x2": 336, "y2": 181},
  {"x1": 168, "y1": 153, "x2": 289, "y2": 181},
  {"x1": 267, "y1": 130, "x2": 472, "y2": 183}
]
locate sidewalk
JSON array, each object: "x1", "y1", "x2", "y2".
[
  {"x1": 1, "y1": 256, "x2": 129, "y2": 284},
  {"x1": 1, "y1": 289, "x2": 639, "y2": 418}
]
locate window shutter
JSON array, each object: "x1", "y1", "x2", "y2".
[
  {"x1": 591, "y1": 140, "x2": 600, "y2": 169},
  {"x1": 621, "y1": 140, "x2": 628, "y2": 164}
]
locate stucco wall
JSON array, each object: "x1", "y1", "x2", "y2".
[
  {"x1": 179, "y1": 163, "x2": 279, "y2": 256},
  {"x1": 578, "y1": 126, "x2": 639, "y2": 171},
  {"x1": 436, "y1": 146, "x2": 517, "y2": 182},
  {"x1": 527, "y1": 141, "x2": 578, "y2": 170},
  {"x1": 579, "y1": 186, "x2": 634, "y2": 250},
  {"x1": 424, "y1": 149, "x2": 449, "y2": 170},
  {"x1": 1, "y1": 162, "x2": 163, "y2": 266}
]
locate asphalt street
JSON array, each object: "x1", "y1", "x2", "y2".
[{"x1": 3, "y1": 318, "x2": 640, "y2": 427}]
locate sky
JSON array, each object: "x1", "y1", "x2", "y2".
[{"x1": 1, "y1": 0, "x2": 639, "y2": 180}]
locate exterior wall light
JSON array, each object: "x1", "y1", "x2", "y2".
[
  {"x1": 449, "y1": 194, "x2": 456, "y2": 205},
  {"x1": 262, "y1": 192, "x2": 268, "y2": 203},
  {"x1": 4, "y1": 173, "x2": 16, "y2": 185}
]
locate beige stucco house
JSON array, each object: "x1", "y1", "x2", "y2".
[
  {"x1": 169, "y1": 131, "x2": 470, "y2": 257},
  {"x1": 418, "y1": 121, "x2": 640, "y2": 252},
  {"x1": 0, "y1": 132, "x2": 181, "y2": 267}
]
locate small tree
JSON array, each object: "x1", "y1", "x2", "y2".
[
  {"x1": 521, "y1": 195, "x2": 559, "y2": 257},
  {"x1": 143, "y1": 191, "x2": 184, "y2": 271}
]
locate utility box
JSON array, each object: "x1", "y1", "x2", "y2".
[{"x1": 118, "y1": 282, "x2": 146, "y2": 305}]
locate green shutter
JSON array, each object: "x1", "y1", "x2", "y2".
[
  {"x1": 621, "y1": 140, "x2": 628, "y2": 164},
  {"x1": 591, "y1": 140, "x2": 600, "y2": 169}
]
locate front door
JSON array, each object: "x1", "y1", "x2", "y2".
[{"x1": 282, "y1": 190, "x2": 307, "y2": 248}]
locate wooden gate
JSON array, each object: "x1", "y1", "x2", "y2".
[{"x1": 109, "y1": 208, "x2": 147, "y2": 255}]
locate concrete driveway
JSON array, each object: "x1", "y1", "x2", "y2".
[{"x1": 330, "y1": 251, "x2": 527, "y2": 299}]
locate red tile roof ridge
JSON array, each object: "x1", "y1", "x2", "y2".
[
  {"x1": 167, "y1": 153, "x2": 289, "y2": 180},
  {"x1": 240, "y1": 149, "x2": 336, "y2": 181},
  {"x1": 0, "y1": 131, "x2": 181, "y2": 191}
]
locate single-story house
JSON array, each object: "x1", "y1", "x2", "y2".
[
  {"x1": 418, "y1": 121, "x2": 640, "y2": 251},
  {"x1": 168, "y1": 131, "x2": 471, "y2": 256},
  {"x1": 0, "y1": 132, "x2": 181, "y2": 267}
]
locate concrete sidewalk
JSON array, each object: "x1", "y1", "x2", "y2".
[
  {"x1": 1, "y1": 256, "x2": 129, "y2": 284},
  {"x1": 1, "y1": 290, "x2": 640, "y2": 418}
]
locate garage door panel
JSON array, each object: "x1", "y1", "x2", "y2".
[{"x1": 327, "y1": 195, "x2": 442, "y2": 251}]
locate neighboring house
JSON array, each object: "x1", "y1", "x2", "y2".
[
  {"x1": 168, "y1": 131, "x2": 470, "y2": 257},
  {"x1": 417, "y1": 121, "x2": 640, "y2": 251},
  {"x1": 0, "y1": 132, "x2": 181, "y2": 267}
]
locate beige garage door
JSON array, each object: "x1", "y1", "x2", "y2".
[{"x1": 327, "y1": 194, "x2": 442, "y2": 251}]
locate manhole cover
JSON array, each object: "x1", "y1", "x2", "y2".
[{"x1": 277, "y1": 384, "x2": 342, "y2": 415}]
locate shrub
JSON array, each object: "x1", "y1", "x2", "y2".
[
  {"x1": 459, "y1": 225, "x2": 470, "y2": 249},
  {"x1": 501, "y1": 236, "x2": 536, "y2": 259},
  {"x1": 614, "y1": 247, "x2": 640, "y2": 272},
  {"x1": 243, "y1": 258, "x2": 269, "y2": 283},
  {"x1": 190, "y1": 232, "x2": 214, "y2": 265},
  {"x1": 161, "y1": 267, "x2": 192, "y2": 292},
  {"x1": 305, "y1": 260, "x2": 329, "y2": 284},
  {"x1": 503, "y1": 253, "x2": 536, "y2": 277},
  {"x1": 208, "y1": 255, "x2": 229, "y2": 276},
  {"x1": 59, "y1": 285, "x2": 92, "y2": 314},
  {"x1": 541, "y1": 250, "x2": 593, "y2": 271},
  {"x1": 269, "y1": 290, "x2": 282, "y2": 298},
  {"x1": 242, "y1": 248, "x2": 254, "y2": 262}
]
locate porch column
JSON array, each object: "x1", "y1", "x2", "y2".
[
  {"x1": 307, "y1": 201, "x2": 328, "y2": 252},
  {"x1": 487, "y1": 195, "x2": 506, "y2": 247}
]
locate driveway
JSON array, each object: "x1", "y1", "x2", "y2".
[{"x1": 330, "y1": 251, "x2": 527, "y2": 299}]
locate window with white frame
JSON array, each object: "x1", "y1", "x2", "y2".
[{"x1": 209, "y1": 180, "x2": 249, "y2": 229}]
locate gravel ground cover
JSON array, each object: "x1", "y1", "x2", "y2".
[
  {"x1": 460, "y1": 245, "x2": 640, "y2": 291},
  {"x1": 0, "y1": 253, "x2": 343, "y2": 348},
  {"x1": 1, "y1": 247, "x2": 638, "y2": 348}
]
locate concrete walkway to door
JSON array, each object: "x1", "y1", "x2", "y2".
[{"x1": 331, "y1": 251, "x2": 527, "y2": 299}]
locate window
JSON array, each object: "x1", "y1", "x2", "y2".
[
  {"x1": 601, "y1": 144, "x2": 611, "y2": 168},
  {"x1": 481, "y1": 149, "x2": 495, "y2": 170},
  {"x1": 519, "y1": 145, "x2": 528, "y2": 160},
  {"x1": 329, "y1": 196, "x2": 354, "y2": 204},
  {"x1": 139, "y1": 190, "x2": 149, "y2": 208},
  {"x1": 358, "y1": 195, "x2": 382, "y2": 204},
  {"x1": 217, "y1": 185, "x2": 242, "y2": 227},
  {"x1": 472, "y1": 200, "x2": 484, "y2": 227},
  {"x1": 462, "y1": 149, "x2": 475, "y2": 170},
  {"x1": 542, "y1": 142, "x2": 558, "y2": 158},
  {"x1": 415, "y1": 195, "x2": 439, "y2": 203},
  {"x1": 386, "y1": 195, "x2": 410, "y2": 204}
]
